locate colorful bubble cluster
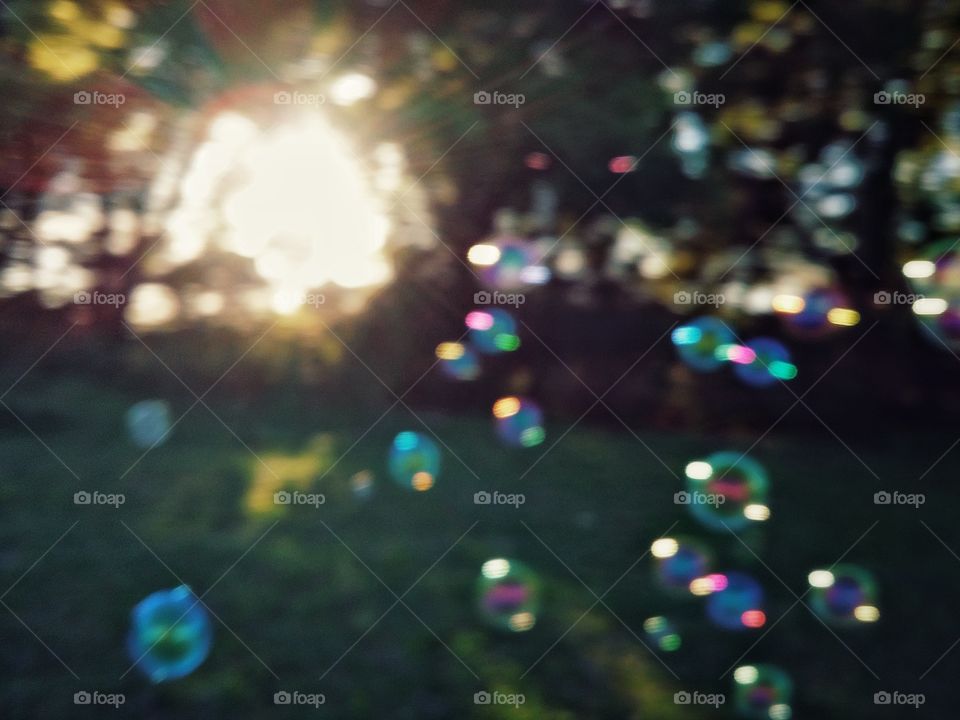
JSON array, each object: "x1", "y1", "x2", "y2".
[
  {"x1": 477, "y1": 558, "x2": 540, "y2": 632},
  {"x1": 126, "y1": 399, "x2": 173, "y2": 449},
  {"x1": 650, "y1": 536, "x2": 714, "y2": 593},
  {"x1": 733, "y1": 664, "x2": 793, "y2": 720},
  {"x1": 492, "y1": 396, "x2": 545, "y2": 448},
  {"x1": 807, "y1": 565, "x2": 880, "y2": 626},
  {"x1": 672, "y1": 318, "x2": 797, "y2": 385},
  {"x1": 127, "y1": 586, "x2": 213, "y2": 683},
  {"x1": 388, "y1": 431, "x2": 440, "y2": 491},
  {"x1": 684, "y1": 452, "x2": 770, "y2": 531},
  {"x1": 643, "y1": 616, "x2": 682, "y2": 652},
  {"x1": 705, "y1": 572, "x2": 766, "y2": 631}
]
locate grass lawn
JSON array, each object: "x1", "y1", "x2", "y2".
[{"x1": 0, "y1": 370, "x2": 955, "y2": 718}]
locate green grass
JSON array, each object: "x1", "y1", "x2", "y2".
[{"x1": 0, "y1": 371, "x2": 956, "y2": 718}]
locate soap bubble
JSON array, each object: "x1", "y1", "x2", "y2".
[
  {"x1": 808, "y1": 564, "x2": 880, "y2": 626},
  {"x1": 465, "y1": 309, "x2": 520, "y2": 354},
  {"x1": 388, "y1": 432, "x2": 440, "y2": 491},
  {"x1": 671, "y1": 317, "x2": 735, "y2": 372},
  {"x1": 127, "y1": 586, "x2": 213, "y2": 683},
  {"x1": 651, "y1": 536, "x2": 714, "y2": 592},
  {"x1": 435, "y1": 342, "x2": 481, "y2": 380},
  {"x1": 492, "y1": 396, "x2": 545, "y2": 448},
  {"x1": 732, "y1": 664, "x2": 793, "y2": 719},
  {"x1": 642, "y1": 616, "x2": 682, "y2": 651},
  {"x1": 706, "y1": 572, "x2": 765, "y2": 630},
  {"x1": 350, "y1": 470, "x2": 375, "y2": 500},
  {"x1": 467, "y1": 236, "x2": 547, "y2": 291},
  {"x1": 477, "y1": 558, "x2": 540, "y2": 632},
  {"x1": 126, "y1": 400, "x2": 173, "y2": 449},
  {"x1": 684, "y1": 451, "x2": 770, "y2": 531}
]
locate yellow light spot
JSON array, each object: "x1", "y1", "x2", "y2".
[
  {"x1": 467, "y1": 243, "x2": 501, "y2": 266},
  {"x1": 903, "y1": 260, "x2": 936, "y2": 279},
  {"x1": 508, "y1": 611, "x2": 536, "y2": 632},
  {"x1": 492, "y1": 396, "x2": 521, "y2": 419},
  {"x1": 734, "y1": 665, "x2": 759, "y2": 685},
  {"x1": 685, "y1": 461, "x2": 713, "y2": 480},
  {"x1": 744, "y1": 503, "x2": 771, "y2": 521},
  {"x1": 913, "y1": 298, "x2": 948, "y2": 316},
  {"x1": 689, "y1": 577, "x2": 715, "y2": 596},
  {"x1": 650, "y1": 538, "x2": 679, "y2": 559},
  {"x1": 49, "y1": 0, "x2": 80, "y2": 22},
  {"x1": 435, "y1": 342, "x2": 465, "y2": 361},
  {"x1": 854, "y1": 605, "x2": 880, "y2": 623},
  {"x1": 772, "y1": 294, "x2": 805, "y2": 314},
  {"x1": 412, "y1": 472, "x2": 434, "y2": 492},
  {"x1": 827, "y1": 307, "x2": 861, "y2": 327},
  {"x1": 482, "y1": 558, "x2": 510, "y2": 579},
  {"x1": 769, "y1": 703, "x2": 792, "y2": 720},
  {"x1": 808, "y1": 570, "x2": 835, "y2": 588}
]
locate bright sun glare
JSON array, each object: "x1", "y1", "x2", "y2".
[{"x1": 162, "y1": 109, "x2": 393, "y2": 315}]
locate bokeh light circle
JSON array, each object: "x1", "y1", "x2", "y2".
[
  {"x1": 466, "y1": 308, "x2": 520, "y2": 354},
  {"x1": 642, "y1": 616, "x2": 682, "y2": 652},
  {"x1": 651, "y1": 536, "x2": 714, "y2": 592},
  {"x1": 126, "y1": 400, "x2": 173, "y2": 449},
  {"x1": 435, "y1": 341, "x2": 481, "y2": 381},
  {"x1": 731, "y1": 337, "x2": 796, "y2": 387}
]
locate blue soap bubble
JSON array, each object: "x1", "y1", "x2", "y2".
[
  {"x1": 706, "y1": 572, "x2": 765, "y2": 630},
  {"x1": 465, "y1": 309, "x2": 520, "y2": 354},
  {"x1": 127, "y1": 586, "x2": 212, "y2": 683},
  {"x1": 730, "y1": 337, "x2": 796, "y2": 387},
  {"x1": 671, "y1": 317, "x2": 735, "y2": 372},
  {"x1": 126, "y1": 400, "x2": 173, "y2": 449},
  {"x1": 492, "y1": 396, "x2": 545, "y2": 448},
  {"x1": 388, "y1": 431, "x2": 440, "y2": 491}
]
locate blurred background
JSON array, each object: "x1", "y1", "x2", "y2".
[{"x1": 1, "y1": 0, "x2": 959, "y2": 717}]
